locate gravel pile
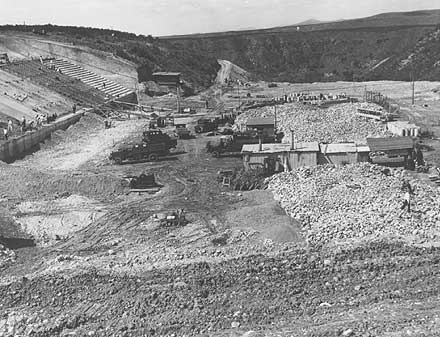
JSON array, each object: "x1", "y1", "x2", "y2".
[
  {"x1": 268, "y1": 163, "x2": 440, "y2": 246},
  {"x1": 0, "y1": 244, "x2": 15, "y2": 270},
  {"x1": 235, "y1": 102, "x2": 390, "y2": 143}
]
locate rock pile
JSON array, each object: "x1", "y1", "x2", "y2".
[
  {"x1": 235, "y1": 102, "x2": 390, "y2": 143},
  {"x1": 268, "y1": 163, "x2": 440, "y2": 246},
  {"x1": 0, "y1": 243, "x2": 15, "y2": 269}
]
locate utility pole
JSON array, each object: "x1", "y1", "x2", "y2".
[
  {"x1": 176, "y1": 81, "x2": 181, "y2": 113},
  {"x1": 410, "y1": 70, "x2": 415, "y2": 105},
  {"x1": 412, "y1": 79, "x2": 415, "y2": 106},
  {"x1": 237, "y1": 80, "x2": 240, "y2": 108}
]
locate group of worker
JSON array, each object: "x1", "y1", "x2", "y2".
[{"x1": 1, "y1": 112, "x2": 59, "y2": 141}]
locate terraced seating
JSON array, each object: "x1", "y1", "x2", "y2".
[
  {"x1": 2, "y1": 60, "x2": 107, "y2": 107},
  {"x1": 43, "y1": 59, "x2": 133, "y2": 100}
]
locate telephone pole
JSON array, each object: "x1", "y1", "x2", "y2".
[{"x1": 410, "y1": 70, "x2": 415, "y2": 105}]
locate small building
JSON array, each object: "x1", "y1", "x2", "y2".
[
  {"x1": 0, "y1": 53, "x2": 9, "y2": 65},
  {"x1": 319, "y1": 143, "x2": 371, "y2": 166},
  {"x1": 246, "y1": 117, "x2": 275, "y2": 139},
  {"x1": 387, "y1": 121, "x2": 419, "y2": 137},
  {"x1": 152, "y1": 72, "x2": 181, "y2": 87},
  {"x1": 367, "y1": 136, "x2": 414, "y2": 167},
  {"x1": 241, "y1": 141, "x2": 319, "y2": 172}
]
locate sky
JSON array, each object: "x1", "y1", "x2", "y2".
[{"x1": 0, "y1": 0, "x2": 439, "y2": 36}]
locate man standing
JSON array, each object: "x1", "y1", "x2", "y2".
[
  {"x1": 7, "y1": 119, "x2": 13, "y2": 133},
  {"x1": 21, "y1": 116, "x2": 26, "y2": 132},
  {"x1": 3, "y1": 128, "x2": 8, "y2": 140}
]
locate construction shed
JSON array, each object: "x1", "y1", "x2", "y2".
[
  {"x1": 319, "y1": 143, "x2": 371, "y2": 166},
  {"x1": 387, "y1": 121, "x2": 420, "y2": 137},
  {"x1": 246, "y1": 118, "x2": 275, "y2": 139},
  {"x1": 152, "y1": 72, "x2": 181, "y2": 87},
  {"x1": 241, "y1": 142, "x2": 319, "y2": 172},
  {"x1": 367, "y1": 137, "x2": 414, "y2": 166}
]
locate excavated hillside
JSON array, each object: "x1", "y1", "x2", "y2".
[
  {"x1": 1, "y1": 10, "x2": 440, "y2": 92},
  {"x1": 169, "y1": 25, "x2": 440, "y2": 83}
]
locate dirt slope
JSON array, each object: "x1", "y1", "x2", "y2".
[
  {"x1": 0, "y1": 33, "x2": 138, "y2": 89},
  {"x1": 0, "y1": 69, "x2": 74, "y2": 123}
]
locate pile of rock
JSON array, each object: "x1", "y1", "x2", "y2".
[
  {"x1": 0, "y1": 243, "x2": 16, "y2": 269},
  {"x1": 268, "y1": 163, "x2": 440, "y2": 246},
  {"x1": 234, "y1": 102, "x2": 390, "y2": 143}
]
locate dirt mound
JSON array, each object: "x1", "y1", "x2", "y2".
[
  {"x1": 15, "y1": 195, "x2": 106, "y2": 245},
  {"x1": 225, "y1": 190, "x2": 303, "y2": 243},
  {"x1": 0, "y1": 164, "x2": 125, "y2": 202}
]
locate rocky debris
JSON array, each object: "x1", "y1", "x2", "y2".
[
  {"x1": 0, "y1": 243, "x2": 15, "y2": 270},
  {"x1": 1, "y1": 243, "x2": 440, "y2": 336},
  {"x1": 268, "y1": 163, "x2": 440, "y2": 246},
  {"x1": 234, "y1": 102, "x2": 390, "y2": 143}
]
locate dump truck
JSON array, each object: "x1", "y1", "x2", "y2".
[
  {"x1": 174, "y1": 124, "x2": 192, "y2": 139},
  {"x1": 143, "y1": 129, "x2": 178, "y2": 148},
  {"x1": 195, "y1": 118, "x2": 217, "y2": 133},
  {"x1": 206, "y1": 135, "x2": 260, "y2": 157},
  {"x1": 109, "y1": 142, "x2": 173, "y2": 164}
]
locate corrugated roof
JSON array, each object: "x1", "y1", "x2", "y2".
[
  {"x1": 246, "y1": 118, "x2": 275, "y2": 127},
  {"x1": 367, "y1": 137, "x2": 414, "y2": 151},
  {"x1": 321, "y1": 143, "x2": 357, "y2": 154},
  {"x1": 387, "y1": 121, "x2": 419, "y2": 129},
  {"x1": 242, "y1": 143, "x2": 290, "y2": 154},
  {"x1": 295, "y1": 141, "x2": 320, "y2": 152},
  {"x1": 356, "y1": 145, "x2": 370, "y2": 153},
  {"x1": 242, "y1": 141, "x2": 319, "y2": 153}
]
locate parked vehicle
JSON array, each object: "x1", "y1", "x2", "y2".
[
  {"x1": 174, "y1": 124, "x2": 192, "y2": 139},
  {"x1": 195, "y1": 118, "x2": 217, "y2": 133},
  {"x1": 109, "y1": 142, "x2": 173, "y2": 164},
  {"x1": 143, "y1": 129, "x2": 178, "y2": 148}
]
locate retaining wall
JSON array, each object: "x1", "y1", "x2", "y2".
[{"x1": 0, "y1": 110, "x2": 86, "y2": 162}]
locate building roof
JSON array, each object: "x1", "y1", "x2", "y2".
[
  {"x1": 321, "y1": 143, "x2": 357, "y2": 154},
  {"x1": 152, "y1": 72, "x2": 181, "y2": 76},
  {"x1": 367, "y1": 137, "x2": 414, "y2": 151},
  {"x1": 242, "y1": 141, "x2": 319, "y2": 154},
  {"x1": 246, "y1": 117, "x2": 275, "y2": 127},
  {"x1": 242, "y1": 143, "x2": 289, "y2": 154},
  {"x1": 356, "y1": 145, "x2": 371, "y2": 153},
  {"x1": 387, "y1": 121, "x2": 419, "y2": 129},
  {"x1": 294, "y1": 141, "x2": 320, "y2": 152}
]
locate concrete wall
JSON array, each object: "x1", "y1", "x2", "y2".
[{"x1": 0, "y1": 110, "x2": 85, "y2": 162}]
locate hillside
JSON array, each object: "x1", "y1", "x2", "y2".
[
  {"x1": 169, "y1": 25, "x2": 439, "y2": 83},
  {"x1": 0, "y1": 26, "x2": 220, "y2": 93},
  {"x1": 1, "y1": 9, "x2": 440, "y2": 89}
]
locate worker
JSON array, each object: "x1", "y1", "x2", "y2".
[
  {"x1": 7, "y1": 119, "x2": 13, "y2": 133},
  {"x1": 3, "y1": 128, "x2": 8, "y2": 140},
  {"x1": 72, "y1": 103, "x2": 77, "y2": 114},
  {"x1": 415, "y1": 146, "x2": 424, "y2": 166},
  {"x1": 400, "y1": 182, "x2": 413, "y2": 215},
  {"x1": 21, "y1": 116, "x2": 26, "y2": 133}
]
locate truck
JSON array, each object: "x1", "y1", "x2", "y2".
[
  {"x1": 195, "y1": 118, "x2": 217, "y2": 133},
  {"x1": 206, "y1": 135, "x2": 260, "y2": 157},
  {"x1": 143, "y1": 129, "x2": 178, "y2": 148},
  {"x1": 109, "y1": 142, "x2": 173, "y2": 164},
  {"x1": 174, "y1": 124, "x2": 192, "y2": 139}
]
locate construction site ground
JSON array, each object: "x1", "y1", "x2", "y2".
[{"x1": 2, "y1": 70, "x2": 440, "y2": 335}]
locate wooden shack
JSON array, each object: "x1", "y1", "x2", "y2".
[
  {"x1": 387, "y1": 121, "x2": 420, "y2": 137},
  {"x1": 367, "y1": 137, "x2": 414, "y2": 167},
  {"x1": 152, "y1": 72, "x2": 181, "y2": 87},
  {"x1": 246, "y1": 117, "x2": 275, "y2": 139},
  {"x1": 241, "y1": 142, "x2": 319, "y2": 171},
  {"x1": 319, "y1": 143, "x2": 371, "y2": 165}
]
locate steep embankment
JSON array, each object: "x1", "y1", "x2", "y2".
[
  {"x1": 0, "y1": 34, "x2": 138, "y2": 89},
  {"x1": 168, "y1": 25, "x2": 438, "y2": 83}
]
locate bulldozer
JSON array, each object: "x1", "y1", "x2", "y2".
[{"x1": 160, "y1": 209, "x2": 187, "y2": 227}]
